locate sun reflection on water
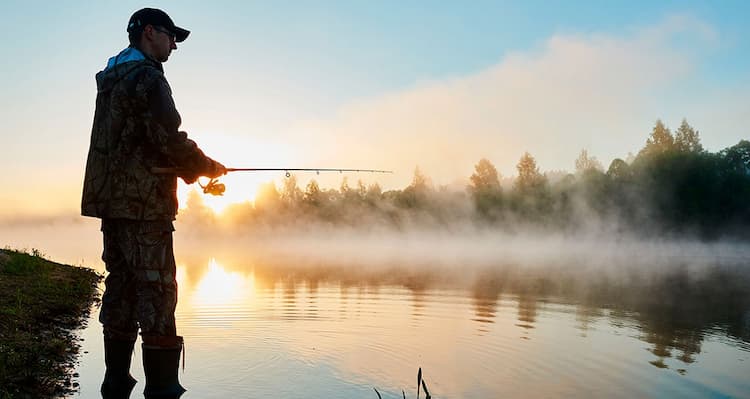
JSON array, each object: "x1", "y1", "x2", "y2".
[
  {"x1": 191, "y1": 258, "x2": 255, "y2": 308},
  {"x1": 153, "y1": 254, "x2": 750, "y2": 398}
]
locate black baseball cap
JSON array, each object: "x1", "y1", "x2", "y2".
[{"x1": 127, "y1": 8, "x2": 190, "y2": 43}]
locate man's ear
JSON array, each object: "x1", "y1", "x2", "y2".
[{"x1": 142, "y1": 25, "x2": 155, "y2": 42}]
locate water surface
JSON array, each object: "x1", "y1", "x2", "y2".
[
  {"x1": 70, "y1": 254, "x2": 750, "y2": 398},
  {"x1": 2, "y1": 222, "x2": 748, "y2": 398}
]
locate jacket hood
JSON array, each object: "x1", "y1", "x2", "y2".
[{"x1": 95, "y1": 47, "x2": 159, "y2": 93}]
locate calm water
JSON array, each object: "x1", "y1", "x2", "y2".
[
  {"x1": 2, "y1": 222, "x2": 749, "y2": 398},
  {"x1": 69, "y1": 257, "x2": 750, "y2": 398}
]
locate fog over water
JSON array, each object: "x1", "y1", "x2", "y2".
[{"x1": 2, "y1": 214, "x2": 748, "y2": 289}]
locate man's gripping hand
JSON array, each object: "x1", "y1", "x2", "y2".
[
  {"x1": 178, "y1": 159, "x2": 226, "y2": 184},
  {"x1": 206, "y1": 159, "x2": 227, "y2": 179}
]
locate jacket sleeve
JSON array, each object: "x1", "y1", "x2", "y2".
[{"x1": 142, "y1": 69, "x2": 217, "y2": 183}]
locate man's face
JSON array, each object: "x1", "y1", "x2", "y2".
[{"x1": 149, "y1": 25, "x2": 177, "y2": 62}]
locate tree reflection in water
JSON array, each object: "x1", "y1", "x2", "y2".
[
  {"x1": 470, "y1": 272, "x2": 502, "y2": 335},
  {"x1": 176, "y1": 255, "x2": 750, "y2": 373},
  {"x1": 515, "y1": 296, "x2": 538, "y2": 332},
  {"x1": 575, "y1": 305, "x2": 604, "y2": 337}
]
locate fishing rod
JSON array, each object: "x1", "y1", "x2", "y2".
[{"x1": 151, "y1": 167, "x2": 393, "y2": 196}]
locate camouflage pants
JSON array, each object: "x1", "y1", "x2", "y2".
[{"x1": 99, "y1": 219, "x2": 178, "y2": 341}]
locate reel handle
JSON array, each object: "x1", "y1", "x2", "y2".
[{"x1": 200, "y1": 178, "x2": 226, "y2": 196}]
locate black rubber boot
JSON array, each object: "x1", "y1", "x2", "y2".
[
  {"x1": 142, "y1": 336, "x2": 186, "y2": 399},
  {"x1": 100, "y1": 338, "x2": 137, "y2": 399}
]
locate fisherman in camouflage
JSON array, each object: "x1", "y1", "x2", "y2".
[{"x1": 81, "y1": 8, "x2": 224, "y2": 398}]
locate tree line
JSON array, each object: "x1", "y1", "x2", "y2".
[{"x1": 187, "y1": 119, "x2": 750, "y2": 238}]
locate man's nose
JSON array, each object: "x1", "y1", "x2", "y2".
[{"x1": 171, "y1": 41, "x2": 177, "y2": 50}]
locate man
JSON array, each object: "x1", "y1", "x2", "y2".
[{"x1": 81, "y1": 8, "x2": 225, "y2": 398}]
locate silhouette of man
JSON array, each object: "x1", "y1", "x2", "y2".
[{"x1": 82, "y1": 8, "x2": 225, "y2": 398}]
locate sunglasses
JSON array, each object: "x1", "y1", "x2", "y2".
[{"x1": 153, "y1": 26, "x2": 176, "y2": 42}]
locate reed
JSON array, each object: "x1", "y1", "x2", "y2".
[{"x1": 374, "y1": 367, "x2": 433, "y2": 398}]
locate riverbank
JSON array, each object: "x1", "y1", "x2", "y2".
[{"x1": 0, "y1": 248, "x2": 101, "y2": 398}]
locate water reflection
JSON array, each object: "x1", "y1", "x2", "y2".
[
  {"x1": 191, "y1": 258, "x2": 254, "y2": 308},
  {"x1": 163, "y1": 253, "x2": 750, "y2": 398},
  {"x1": 281, "y1": 278, "x2": 297, "y2": 319},
  {"x1": 516, "y1": 295, "x2": 538, "y2": 332},
  {"x1": 176, "y1": 255, "x2": 750, "y2": 362},
  {"x1": 575, "y1": 305, "x2": 603, "y2": 337},
  {"x1": 471, "y1": 274, "x2": 501, "y2": 327},
  {"x1": 10, "y1": 222, "x2": 749, "y2": 396},
  {"x1": 68, "y1": 256, "x2": 750, "y2": 398},
  {"x1": 338, "y1": 285, "x2": 349, "y2": 320},
  {"x1": 410, "y1": 287, "x2": 426, "y2": 320},
  {"x1": 305, "y1": 280, "x2": 319, "y2": 319}
]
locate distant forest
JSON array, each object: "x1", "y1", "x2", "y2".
[{"x1": 185, "y1": 119, "x2": 750, "y2": 238}]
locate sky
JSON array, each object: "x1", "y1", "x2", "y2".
[{"x1": 1, "y1": 1, "x2": 749, "y2": 217}]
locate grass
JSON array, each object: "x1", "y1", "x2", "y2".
[
  {"x1": 374, "y1": 367, "x2": 433, "y2": 399},
  {"x1": 0, "y1": 247, "x2": 102, "y2": 399}
]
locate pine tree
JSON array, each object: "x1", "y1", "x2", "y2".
[
  {"x1": 638, "y1": 119, "x2": 675, "y2": 158},
  {"x1": 674, "y1": 119, "x2": 703, "y2": 153}
]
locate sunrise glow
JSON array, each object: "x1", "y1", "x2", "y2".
[{"x1": 192, "y1": 259, "x2": 255, "y2": 308}]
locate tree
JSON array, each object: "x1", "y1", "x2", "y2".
[
  {"x1": 365, "y1": 182, "x2": 382, "y2": 205},
  {"x1": 514, "y1": 152, "x2": 545, "y2": 192},
  {"x1": 469, "y1": 158, "x2": 501, "y2": 194},
  {"x1": 674, "y1": 119, "x2": 703, "y2": 153},
  {"x1": 469, "y1": 158, "x2": 502, "y2": 218},
  {"x1": 512, "y1": 152, "x2": 550, "y2": 220},
  {"x1": 303, "y1": 179, "x2": 323, "y2": 207},
  {"x1": 339, "y1": 176, "x2": 360, "y2": 204},
  {"x1": 357, "y1": 179, "x2": 367, "y2": 200},
  {"x1": 340, "y1": 176, "x2": 351, "y2": 196},
  {"x1": 574, "y1": 149, "x2": 603, "y2": 175},
  {"x1": 280, "y1": 174, "x2": 302, "y2": 207},
  {"x1": 398, "y1": 166, "x2": 432, "y2": 208},
  {"x1": 606, "y1": 158, "x2": 631, "y2": 180},
  {"x1": 638, "y1": 119, "x2": 674, "y2": 158},
  {"x1": 717, "y1": 140, "x2": 750, "y2": 233},
  {"x1": 720, "y1": 140, "x2": 750, "y2": 175},
  {"x1": 410, "y1": 166, "x2": 430, "y2": 193}
]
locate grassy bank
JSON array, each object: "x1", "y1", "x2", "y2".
[{"x1": 0, "y1": 248, "x2": 101, "y2": 399}]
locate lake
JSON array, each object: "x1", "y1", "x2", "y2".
[{"x1": 2, "y1": 222, "x2": 749, "y2": 398}]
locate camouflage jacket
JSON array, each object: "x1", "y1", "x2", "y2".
[{"x1": 82, "y1": 47, "x2": 217, "y2": 221}]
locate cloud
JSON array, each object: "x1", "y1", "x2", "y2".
[{"x1": 292, "y1": 15, "x2": 725, "y2": 189}]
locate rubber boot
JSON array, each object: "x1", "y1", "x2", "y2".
[
  {"x1": 142, "y1": 335, "x2": 186, "y2": 399},
  {"x1": 100, "y1": 338, "x2": 137, "y2": 399}
]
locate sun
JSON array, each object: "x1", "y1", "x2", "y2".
[
  {"x1": 198, "y1": 174, "x2": 262, "y2": 214},
  {"x1": 173, "y1": 130, "x2": 298, "y2": 214},
  {"x1": 178, "y1": 174, "x2": 265, "y2": 215}
]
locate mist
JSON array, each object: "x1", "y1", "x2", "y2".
[
  {"x1": 2, "y1": 118, "x2": 748, "y2": 335},
  {"x1": 4, "y1": 204, "x2": 749, "y2": 286},
  {"x1": 3, "y1": 187, "x2": 750, "y2": 351}
]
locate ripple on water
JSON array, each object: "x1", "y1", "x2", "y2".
[{"x1": 114, "y1": 280, "x2": 750, "y2": 399}]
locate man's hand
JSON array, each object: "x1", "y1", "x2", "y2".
[{"x1": 206, "y1": 159, "x2": 227, "y2": 179}]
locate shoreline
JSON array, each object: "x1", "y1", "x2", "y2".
[{"x1": 0, "y1": 248, "x2": 102, "y2": 398}]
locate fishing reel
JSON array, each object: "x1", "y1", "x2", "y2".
[{"x1": 199, "y1": 178, "x2": 226, "y2": 196}]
